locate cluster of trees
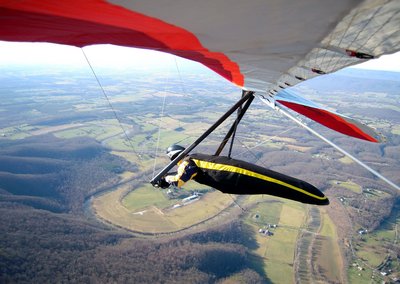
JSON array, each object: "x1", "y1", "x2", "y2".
[
  {"x1": 0, "y1": 203, "x2": 266, "y2": 283},
  {"x1": 348, "y1": 196, "x2": 395, "y2": 230},
  {"x1": 330, "y1": 185, "x2": 396, "y2": 231},
  {"x1": 0, "y1": 132, "x2": 267, "y2": 282},
  {"x1": 0, "y1": 135, "x2": 132, "y2": 213}
]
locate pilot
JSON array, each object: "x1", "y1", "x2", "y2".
[
  {"x1": 162, "y1": 144, "x2": 199, "y2": 188},
  {"x1": 155, "y1": 144, "x2": 329, "y2": 206}
]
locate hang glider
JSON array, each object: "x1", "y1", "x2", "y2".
[{"x1": 2, "y1": 0, "x2": 400, "y2": 195}]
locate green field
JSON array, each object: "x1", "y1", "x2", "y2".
[
  {"x1": 0, "y1": 124, "x2": 35, "y2": 139},
  {"x1": 242, "y1": 198, "x2": 345, "y2": 283},
  {"x1": 54, "y1": 120, "x2": 124, "y2": 141},
  {"x1": 349, "y1": 202, "x2": 400, "y2": 282},
  {"x1": 243, "y1": 198, "x2": 307, "y2": 283},
  {"x1": 315, "y1": 209, "x2": 343, "y2": 282},
  {"x1": 330, "y1": 180, "x2": 362, "y2": 193},
  {"x1": 93, "y1": 181, "x2": 234, "y2": 234},
  {"x1": 392, "y1": 125, "x2": 400, "y2": 135},
  {"x1": 122, "y1": 184, "x2": 175, "y2": 211}
]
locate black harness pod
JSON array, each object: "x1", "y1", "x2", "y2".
[{"x1": 188, "y1": 153, "x2": 329, "y2": 205}]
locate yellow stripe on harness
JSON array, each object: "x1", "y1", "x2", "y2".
[{"x1": 192, "y1": 159, "x2": 327, "y2": 201}]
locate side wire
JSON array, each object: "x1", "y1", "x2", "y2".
[
  {"x1": 152, "y1": 55, "x2": 178, "y2": 178},
  {"x1": 174, "y1": 56, "x2": 187, "y2": 96},
  {"x1": 229, "y1": 194, "x2": 246, "y2": 212},
  {"x1": 152, "y1": 93, "x2": 167, "y2": 178},
  {"x1": 81, "y1": 48, "x2": 141, "y2": 160}
]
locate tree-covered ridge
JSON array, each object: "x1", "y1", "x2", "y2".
[
  {"x1": 0, "y1": 65, "x2": 399, "y2": 282},
  {"x1": 0, "y1": 135, "x2": 132, "y2": 213},
  {"x1": 0, "y1": 205, "x2": 266, "y2": 283}
]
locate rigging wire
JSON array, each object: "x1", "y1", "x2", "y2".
[
  {"x1": 229, "y1": 194, "x2": 246, "y2": 212},
  {"x1": 152, "y1": 55, "x2": 185, "y2": 178},
  {"x1": 81, "y1": 48, "x2": 141, "y2": 160},
  {"x1": 152, "y1": 93, "x2": 167, "y2": 178},
  {"x1": 235, "y1": 125, "x2": 297, "y2": 156},
  {"x1": 234, "y1": 125, "x2": 298, "y2": 167},
  {"x1": 173, "y1": 56, "x2": 188, "y2": 97},
  {"x1": 260, "y1": 97, "x2": 400, "y2": 192},
  {"x1": 284, "y1": 4, "x2": 400, "y2": 193}
]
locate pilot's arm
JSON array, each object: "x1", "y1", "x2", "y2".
[{"x1": 165, "y1": 159, "x2": 198, "y2": 188}]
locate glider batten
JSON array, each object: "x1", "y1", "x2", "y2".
[{"x1": 270, "y1": 0, "x2": 400, "y2": 98}]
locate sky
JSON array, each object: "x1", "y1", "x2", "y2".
[
  {"x1": 355, "y1": 52, "x2": 400, "y2": 72},
  {"x1": 0, "y1": 41, "x2": 197, "y2": 70},
  {"x1": 0, "y1": 41, "x2": 399, "y2": 72}
]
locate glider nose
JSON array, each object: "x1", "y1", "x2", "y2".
[{"x1": 318, "y1": 196, "x2": 330, "y2": 206}]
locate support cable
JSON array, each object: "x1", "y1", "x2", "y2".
[
  {"x1": 228, "y1": 108, "x2": 240, "y2": 158},
  {"x1": 150, "y1": 91, "x2": 254, "y2": 184},
  {"x1": 234, "y1": 125, "x2": 298, "y2": 166},
  {"x1": 81, "y1": 49, "x2": 141, "y2": 160},
  {"x1": 259, "y1": 95, "x2": 400, "y2": 191},
  {"x1": 151, "y1": 55, "x2": 193, "y2": 178},
  {"x1": 214, "y1": 90, "x2": 255, "y2": 156},
  {"x1": 152, "y1": 94, "x2": 167, "y2": 177}
]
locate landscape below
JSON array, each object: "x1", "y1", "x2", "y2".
[{"x1": 0, "y1": 65, "x2": 399, "y2": 283}]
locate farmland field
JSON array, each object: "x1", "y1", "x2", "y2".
[
  {"x1": 1, "y1": 62, "x2": 399, "y2": 283},
  {"x1": 93, "y1": 182, "x2": 235, "y2": 234}
]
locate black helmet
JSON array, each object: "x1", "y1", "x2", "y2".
[{"x1": 166, "y1": 144, "x2": 185, "y2": 160}]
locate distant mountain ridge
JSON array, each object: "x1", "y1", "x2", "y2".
[
  {"x1": 341, "y1": 68, "x2": 400, "y2": 81},
  {"x1": 300, "y1": 68, "x2": 400, "y2": 94}
]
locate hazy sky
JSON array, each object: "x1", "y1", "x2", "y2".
[
  {"x1": 0, "y1": 42, "x2": 197, "y2": 69},
  {"x1": 0, "y1": 41, "x2": 399, "y2": 72}
]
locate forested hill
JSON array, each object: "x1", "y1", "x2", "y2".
[
  {"x1": 0, "y1": 61, "x2": 398, "y2": 283},
  {"x1": 301, "y1": 68, "x2": 400, "y2": 93}
]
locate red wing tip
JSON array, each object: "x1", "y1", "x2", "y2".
[{"x1": 277, "y1": 100, "x2": 381, "y2": 143}]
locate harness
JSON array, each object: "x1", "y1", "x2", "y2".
[{"x1": 189, "y1": 153, "x2": 328, "y2": 205}]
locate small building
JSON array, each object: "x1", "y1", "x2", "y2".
[
  {"x1": 182, "y1": 193, "x2": 200, "y2": 203},
  {"x1": 265, "y1": 230, "x2": 273, "y2": 236},
  {"x1": 358, "y1": 228, "x2": 368, "y2": 235},
  {"x1": 259, "y1": 228, "x2": 273, "y2": 236}
]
